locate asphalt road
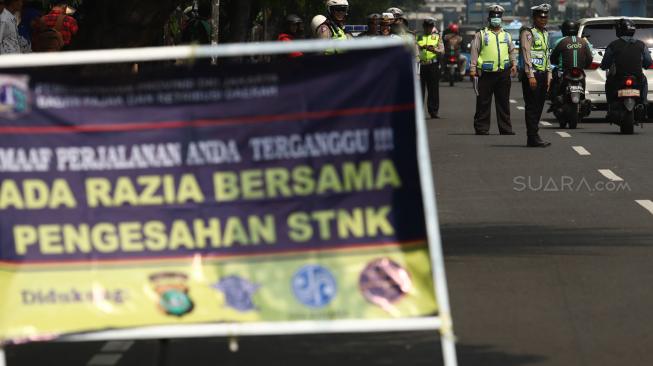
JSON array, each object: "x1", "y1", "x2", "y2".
[{"x1": 6, "y1": 80, "x2": 653, "y2": 366}]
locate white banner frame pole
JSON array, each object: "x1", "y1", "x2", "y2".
[{"x1": 0, "y1": 38, "x2": 457, "y2": 366}]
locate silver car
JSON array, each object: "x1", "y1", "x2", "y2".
[{"x1": 578, "y1": 17, "x2": 653, "y2": 116}]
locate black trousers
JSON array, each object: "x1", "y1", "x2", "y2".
[
  {"x1": 473, "y1": 70, "x2": 513, "y2": 133},
  {"x1": 521, "y1": 71, "x2": 548, "y2": 137},
  {"x1": 421, "y1": 63, "x2": 440, "y2": 117}
]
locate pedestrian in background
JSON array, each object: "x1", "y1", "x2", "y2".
[
  {"x1": 469, "y1": 5, "x2": 517, "y2": 135},
  {"x1": 277, "y1": 14, "x2": 304, "y2": 58},
  {"x1": 0, "y1": 0, "x2": 23, "y2": 54},
  {"x1": 520, "y1": 4, "x2": 552, "y2": 147},
  {"x1": 357, "y1": 13, "x2": 380, "y2": 37},
  {"x1": 41, "y1": 1, "x2": 78, "y2": 49}
]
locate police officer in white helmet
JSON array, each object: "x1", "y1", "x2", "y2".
[
  {"x1": 469, "y1": 5, "x2": 518, "y2": 135},
  {"x1": 316, "y1": 0, "x2": 351, "y2": 41},
  {"x1": 520, "y1": 3, "x2": 552, "y2": 147}
]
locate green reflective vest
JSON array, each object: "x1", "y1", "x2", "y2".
[
  {"x1": 417, "y1": 34, "x2": 440, "y2": 62},
  {"x1": 325, "y1": 23, "x2": 347, "y2": 55},
  {"x1": 478, "y1": 28, "x2": 512, "y2": 72},
  {"x1": 529, "y1": 27, "x2": 549, "y2": 72}
]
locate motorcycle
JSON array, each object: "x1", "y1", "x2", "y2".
[
  {"x1": 443, "y1": 47, "x2": 460, "y2": 87},
  {"x1": 446, "y1": 54, "x2": 460, "y2": 86},
  {"x1": 607, "y1": 75, "x2": 647, "y2": 134},
  {"x1": 551, "y1": 67, "x2": 591, "y2": 129}
]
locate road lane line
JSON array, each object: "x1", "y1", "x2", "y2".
[
  {"x1": 556, "y1": 131, "x2": 572, "y2": 138},
  {"x1": 87, "y1": 354, "x2": 123, "y2": 366},
  {"x1": 540, "y1": 121, "x2": 552, "y2": 126},
  {"x1": 636, "y1": 200, "x2": 653, "y2": 215},
  {"x1": 101, "y1": 341, "x2": 134, "y2": 352},
  {"x1": 598, "y1": 169, "x2": 624, "y2": 182},
  {"x1": 517, "y1": 106, "x2": 525, "y2": 110},
  {"x1": 510, "y1": 99, "x2": 517, "y2": 104},
  {"x1": 572, "y1": 146, "x2": 591, "y2": 156}
]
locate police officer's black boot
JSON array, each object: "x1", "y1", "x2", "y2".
[{"x1": 527, "y1": 135, "x2": 551, "y2": 148}]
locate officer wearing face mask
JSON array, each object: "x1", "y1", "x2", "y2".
[{"x1": 469, "y1": 5, "x2": 518, "y2": 135}]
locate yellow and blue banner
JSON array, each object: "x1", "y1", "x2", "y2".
[{"x1": 0, "y1": 46, "x2": 437, "y2": 344}]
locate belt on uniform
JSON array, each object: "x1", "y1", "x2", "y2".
[{"x1": 420, "y1": 60, "x2": 438, "y2": 65}]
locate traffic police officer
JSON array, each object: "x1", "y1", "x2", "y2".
[
  {"x1": 316, "y1": 0, "x2": 350, "y2": 54},
  {"x1": 469, "y1": 5, "x2": 518, "y2": 135},
  {"x1": 520, "y1": 3, "x2": 552, "y2": 147},
  {"x1": 418, "y1": 18, "x2": 444, "y2": 119}
]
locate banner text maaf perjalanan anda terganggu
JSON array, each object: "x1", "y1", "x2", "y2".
[{"x1": 0, "y1": 47, "x2": 437, "y2": 343}]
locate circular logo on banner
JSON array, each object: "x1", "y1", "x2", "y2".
[
  {"x1": 160, "y1": 289, "x2": 194, "y2": 317},
  {"x1": 211, "y1": 276, "x2": 260, "y2": 312},
  {"x1": 149, "y1": 272, "x2": 194, "y2": 317},
  {"x1": 359, "y1": 258, "x2": 412, "y2": 308},
  {"x1": 292, "y1": 265, "x2": 337, "y2": 308}
]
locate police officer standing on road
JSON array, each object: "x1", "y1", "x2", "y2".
[
  {"x1": 520, "y1": 4, "x2": 552, "y2": 147},
  {"x1": 469, "y1": 5, "x2": 518, "y2": 135},
  {"x1": 418, "y1": 18, "x2": 444, "y2": 119}
]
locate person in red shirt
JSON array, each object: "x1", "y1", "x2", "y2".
[
  {"x1": 41, "y1": 1, "x2": 78, "y2": 48},
  {"x1": 278, "y1": 14, "x2": 304, "y2": 58}
]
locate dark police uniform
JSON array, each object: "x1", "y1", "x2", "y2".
[
  {"x1": 520, "y1": 6, "x2": 551, "y2": 146},
  {"x1": 418, "y1": 30, "x2": 444, "y2": 118}
]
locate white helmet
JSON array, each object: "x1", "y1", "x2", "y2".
[
  {"x1": 386, "y1": 7, "x2": 404, "y2": 17},
  {"x1": 311, "y1": 15, "x2": 328, "y2": 35},
  {"x1": 326, "y1": 0, "x2": 349, "y2": 8}
]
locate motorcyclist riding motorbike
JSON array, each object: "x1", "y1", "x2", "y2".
[
  {"x1": 443, "y1": 23, "x2": 468, "y2": 78},
  {"x1": 600, "y1": 18, "x2": 652, "y2": 111},
  {"x1": 548, "y1": 20, "x2": 593, "y2": 112}
]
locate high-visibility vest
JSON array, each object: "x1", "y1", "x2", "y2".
[
  {"x1": 529, "y1": 27, "x2": 549, "y2": 72},
  {"x1": 417, "y1": 34, "x2": 440, "y2": 62},
  {"x1": 325, "y1": 22, "x2": 347, "y2": 55},
  {"x1": 477, "y1": 28, "x2": 512, "y2": 72}
]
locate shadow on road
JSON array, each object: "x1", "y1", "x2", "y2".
[
  {"x1": 6, "y1": 333, "x2": 546, "y2": 366},
  {"x1": 441, "y1": 224, "x2": 652, "y2": 257}
]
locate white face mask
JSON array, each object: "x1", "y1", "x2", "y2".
[{"x1": 490, "y1": 18, "x2": 502, "y2": 27}]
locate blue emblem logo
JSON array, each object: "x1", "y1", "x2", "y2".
[
  {"x1": 0, "y1": 75, "x2": 30, "y2": 119},
  {"x1": 212, "y1": 276, "x2": 260, "y2": 312},
  {"x1": 292, "y1": 265, "x2": 337, "y2": 308}
]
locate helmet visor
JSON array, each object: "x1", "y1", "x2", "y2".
[{"x1": 331, "y1": 5, "x2": 348, "y2": 13}]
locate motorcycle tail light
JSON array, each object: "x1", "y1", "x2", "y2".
[
  {"x1": 625, "y1": 77, "x2": 634, "y2": 87},
  {"x1": 587, "y1": 62, "x2": 600, "y2": 70},
  {"x1": 570, "y1": 68, "x2": 582, "y2": 77},
  {"x1": 648, "y1": 63, "x2": 653, "y2": 69},
  {"x1": 449, "y1": 56, "x2": 456, "y2": 63}
]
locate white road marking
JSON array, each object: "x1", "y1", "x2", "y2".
[
  {"x1": 636, "y1": 200, "x2": 653, "y2": 215},
  {"x1": 572, "y1": 146, "x2": 591, "y2": 156},
  {"x1": 87, "y1": 354, "x2": 123, "y2": 366},
  {"x1": 101, "y1": 341, "x2": 134, "y2": 352},
  {"x1": 540, "y1": 121, "x2": 552, "y2": 126},
  {"x1": 598, "y1": 169, "x2": 624, "y2": 182},
  {"x1": 556, "y1": 131, "x2": 572, "y2": 138},
  {"x1": 517, "y1": 106, "x2": 525, "y2": 110},
  {"x1": 510, "y1": 99, "x2": 517, "y2": 104}
]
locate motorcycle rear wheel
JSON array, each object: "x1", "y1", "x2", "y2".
[{"x1": 620, "y1": 110, "x2": 635, "y2": 135}]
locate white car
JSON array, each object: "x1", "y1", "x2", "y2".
[{"x1": 578, "y1": 17, "x2": 653, "y2": 116}]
